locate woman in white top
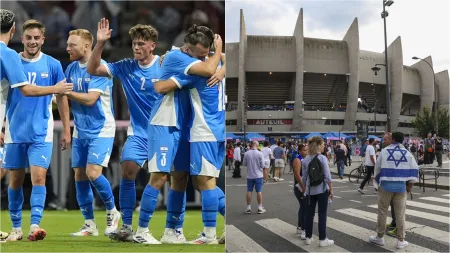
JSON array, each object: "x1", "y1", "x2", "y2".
[{"x1": 261, "y1": 141, "x2": 273, "y2": 183}]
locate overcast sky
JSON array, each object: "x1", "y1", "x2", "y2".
[{"x1": 226, "y1": 0, "x2": 449, "y2": 73}]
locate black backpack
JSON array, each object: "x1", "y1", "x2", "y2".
[
  {"x1": 308, "y1": 154, "x2": 324, "y2": 186},
  {"x1": 410, "y1": 145, "x2": 417, "y2": 153}
]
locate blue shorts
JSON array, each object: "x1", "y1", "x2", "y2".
[
  {"x1": 72, "y1": 137, "x2": 114, "y2": 168},
  {"x1": 3, "y1": 142, "x2": 53, "y2": 169},
  {"x1": 147, "y1": 125, "x2": 189, "y2": 173},
  {"x1": 247, "y1": 178, "x2": 264, "y2": 192},
  {"x1": 121, "y1": 135, "x2": 148, "y2": 168},
  {"x1": 190, "y1": 141, "x2": 225, "y2": 177}
]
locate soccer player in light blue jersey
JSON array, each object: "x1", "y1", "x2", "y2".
[
  {"x1": 64, "y1": 29, "x2": 120, "y2": 237},
  {"x1": 86, "y1": 19, "x2": 163, "y2": 242},
  {"x1": 132, "y1": 26, "x2": 222, "y2": 245},
  {"x1": 153, "y1": 26, "x2": 225, "y2": 244},
  {"x1": 1, "y1": 12, "x2": 73, "y2": 242}
]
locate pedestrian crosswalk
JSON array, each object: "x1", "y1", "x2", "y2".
[{"x1": 226, "y1": 194, "x2": 450, "y2": 252}]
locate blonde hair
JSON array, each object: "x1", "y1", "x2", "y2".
[
  {"x1": 307, "y1": 136, "x2": 324, "y2": 155},
  {"x1": 69, "y1": 29, "x2": 93, "y2": 45},
  {"x1": 129, "y1": 24, "x2": 158, "y2": 42},
  {"x1": 23, "y1": 19, "x2": 45, "y2": 35}
]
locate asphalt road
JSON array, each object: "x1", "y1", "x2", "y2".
[{"x1": 225, "y1": 164, "x2": 450, "y2": 252}]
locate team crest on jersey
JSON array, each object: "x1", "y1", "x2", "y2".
[
  {"x1": 85, "y1": 77, "x2": 91, "y2": 82},
  {"x1": 151, "y1": 79, "x2": 159, "y2": 83},
  {"x1": 160, "y1": 146, "x2": 168, "y2": 151},
  {"x1": 40, "y1": 72, "x2": 49, "y2": 78}
]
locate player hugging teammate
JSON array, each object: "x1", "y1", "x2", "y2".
[{"x1": 1, "y1": 9, "x2": 225, "y2": 245}]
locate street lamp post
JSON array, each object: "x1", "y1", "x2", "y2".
[
  {"x1": 243, "y1": 86, "x2": 248, "y2": 146},
  {"x1": 372, "y1": 84, "x2": 377, "y2": 134},
  {"x1": 412, "y1": 56, "x2": 439, "y2": 135},
  {"x1": 381, "y1": 0, "x2": 394, "y2": 132}
]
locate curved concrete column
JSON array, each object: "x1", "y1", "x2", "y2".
[
  {"x1": 387, "y1": 36, "x2": 403, "y2": 132},
  {"x1": 342, "y1": 18, "x2": 360, "y2": 131},
  {"x1": 412, "y1": 56, "x2": 434, "y2": 113},
  {"x1": 291, "y1": 9, "x2": 304, "y2": 131},
  {"x1": 435, "y1": 70, "x2": 449, "y2": 112},
  {"x1": 237, "y1": 9, "x2": 247, "y2": 131}
]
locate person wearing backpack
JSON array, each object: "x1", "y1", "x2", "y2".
[
  {"x1": 301, "y1": 136, "x2": 334, "y2": 247},
  {"x1": 293, "y1": 144, "x2": 307, "y2": 239}
]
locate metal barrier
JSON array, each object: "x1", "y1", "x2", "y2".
[
  {"x1": 48, "y1": 121, "x2": 225, "y2": 209},
  {"x1": 418, "y1": 168, "x2": 439, "y2": 192}
]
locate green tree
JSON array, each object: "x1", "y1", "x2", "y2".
[{"x1": 411, "y1": 106, "x2": 449, "y2": 139}]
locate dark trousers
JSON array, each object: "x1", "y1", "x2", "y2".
[
  {"x1": 436, "y1": 151, "x2": 442, "y2": 167},
  {"x1": 233, "y1": 161, "x2": 241, "y2": 178},
  {"x1": 305, "y1": 190, "x2": 329, "y2": 240},
  {"x1": 294, "y1": 187, "x2": 307, "y2": 230},
  {"x1": 360, "y1": 166, "x2": 374, "y2": 189},
  {"x1": 424, "y1": 151, "x2": 432, "y2": 164}
]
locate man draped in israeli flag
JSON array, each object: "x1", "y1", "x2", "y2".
[{"x1": 369, "y1": 132, "x2": 418, "y2": 250}]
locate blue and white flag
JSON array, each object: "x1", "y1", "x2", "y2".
[{"x1": 374, "y1": 143, "x2": 419, "y2": 189}]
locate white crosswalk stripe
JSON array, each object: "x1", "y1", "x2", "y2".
[
  {"x1": 367, "y1": 205, "x2": 450, "y2": 224},
  {"x1": 406, "y1": 200, "x2": 450, "y2": 213},
  {"x1": 419, "y1": 197, "x2": 450, "y2": 204},
  {"x1": 335, "y1": 208, "x2": 450, "y2": 245},
  {"x1": 442, "y1": 194, "x2": 450, "y2": 197},
  {"x1": 226, "y1": 225, "x2": 268, "y2": 252},
  {"x1": 255, "y1": 218, "x2": 349, "y2": 252}
]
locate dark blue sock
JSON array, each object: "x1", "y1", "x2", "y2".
[
  {"x1": 138, "y1": 185, "x2": 159, "y2": 228},
  {"x1": 30, "y1": 186, "x2": 46, "y2": 225},
  {"x1": 201, "y1": 189, "x2": 218, "y2": 228},
  {"x1": 91, "y1": 175, "x2": 115, "y2": 210},
  {"x1": 8, "y1": 187, "x2": 24, "y2": 228},
  {"x1": 120, "y1": 179, "x2": 136, "y2": 225},
  {"x1": 217, "y1": 186, "x2": 225, "y2": 217},
  {"x1": 166, "y1": 188, "x2": 186, "y2": 229},
  {"x1": 75, "y1": 180, "x2": 94, "y2": 220}
]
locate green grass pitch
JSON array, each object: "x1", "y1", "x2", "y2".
[{"x1": 0, "y1": 210, "x2": 225, "y2": 252}]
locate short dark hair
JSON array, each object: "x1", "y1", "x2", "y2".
[
  {"x1": 298, "y1": 143, "x2": 306, "y2": 152},
  {"x1": 184, "y1": 24, "x2": 214, "y2": 48},
  {"x1": 263, "y1": 141, "x2": 269, "y2": 147},
  {"x1": 0, "y1": 9, "x2": 15, "y2": 34},
  {"x1": 236, "y1": 142, "x2": 241, "y2": 147},
  {"x1": 369, "y1": 138, "x2": 375, "y2": 144},
  {"x1": 392, "y1": 132, "x2": 404, "y2": 143}
]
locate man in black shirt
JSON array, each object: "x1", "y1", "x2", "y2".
[{"x1": 335, "y1": 145, "x2": 346, "y2": 179}]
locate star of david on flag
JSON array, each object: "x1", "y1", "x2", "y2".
[{"x1": 386, "y1": 145, "x2": 408, "y2": 167}]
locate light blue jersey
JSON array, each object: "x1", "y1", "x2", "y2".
[
  {"x1": 149, "y1": 50, "x2": 199, "y2": 129},
  {"x1": 65, "y1": 61, "x2": 115, "y2": 139},
  {"x1": 4, "y1": 52, "x2": 65, "y2": 143},
  {"x1": 0, "y1": 42, "x2": 28, "y2": 132},
  {"x1": 104, "y1": 57, "x2": 162, "y2": 138}
]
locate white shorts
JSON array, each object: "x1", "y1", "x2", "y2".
[
  {"x1": 275, "y1": 159, "x2": 285, "y2": 168},
  {"x1": 263, "y1": 160, "x2": 270, "y2": 169}
]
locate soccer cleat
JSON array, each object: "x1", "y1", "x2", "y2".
[
  {"x1": 104, "y1": 211, "x2": 121, "y2": 236},
  {"x1": 189, "y1": 232, "x2": 218, "y2": 244},
  {"x1": 387, "y1": 228, "x2": 397, "y2": 237},
  {"x1": 0, "y1": 231, "x2": 8, "y2": 240},
  {"x1": 109, "y1": 225, "x2": 133, "y2": 242},
  {"x1": 70, "y1": 224, "x2": 99, "y2": 236},
  {"x1": 133, "y1": 229, "x2": 162, "y2": 244},
  {"x1": 28, "y1": 226, "x2": 46, "y2": 242},
  {"x1": 218, "y1": 230, "x2": 225, "y2": 244},
  {"x1": 6, "y1": 229, "x2": 23, "y2": 242},
  {"x1": 160, "y1": 229, "x2": 187, "y2": 244}
]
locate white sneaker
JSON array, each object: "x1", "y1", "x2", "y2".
[
  {"x1": 245, "y1": 208, "x2": 251, "y2": 214},
  {"x1": 189, "y1": 232, "x2": 218, "y2": 244},
  {"x1": 369, "y1": 235, "x2": 385, "y2": 246},
  {"x1": 305, "y1": 237, "x2": 313, "y2": 245},
  {"x1": 70, "y1": 223, "x2": 99, "y2": 236},
  {"x1": 28, "y1": 225, "x2": 47, "y2": 242},
  {"x1": 278, "y1": 178, "x2": 285, "y2": 181},
  {"x1": 296, "y1": 227, "x2": 302, "y2": 234},
  {"x1": 358, "y1": 188, "x2": 365, "y2": 194},
  {"x1": 273, "y1": 177, "x2": 279, "y2": 182},
  {"x1": 397, "y1": 240, "x2": 409, "y2": 249},
  {"x1": 104, "y1": 211, "x2": 121, "y2": 236},
  {"x1": 300, "y1": 230, "x2": 306, "y2": 240},
  {"x1": 257, "y1": 207, "x2": 266, "y2": 214},
  {"x1": 6, "y1": 229, "x2": 23, "y2": 242},
  {"x1": 133, "y1": 229, "x2": 161, "y2": 244},
  {"x1": 109, "y1": 225, "x2": 133, "y2": 242},
  {"x1": 160, "y1": 229, "x2": 186, "y2": 244},
  {"x1": 319, "y1": 238, "x2": 334, "y2": 247}
]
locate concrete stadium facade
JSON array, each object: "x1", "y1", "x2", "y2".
[{"x1": 225, "y1": 9, "x2": 449, "y2": 135}]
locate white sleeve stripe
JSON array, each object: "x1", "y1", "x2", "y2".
[
  {"x1": 88, "y1": 88, "x2": 104, "y2": 94},
  {"x1": 184, "y1": 60, "x2": 201, "y2": 75},
  {"x1": 170, "y1": 76, "x2": 182, "y2": 89},
  {"x1": 102, "y1": 64, "x2": 114, "y2": 79},
  {"x1": 10, "y1": 82, "x2": 28, "y2": 88}
]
